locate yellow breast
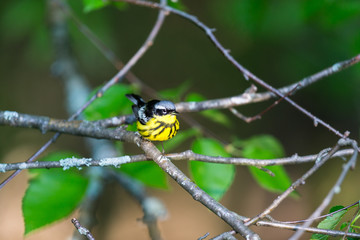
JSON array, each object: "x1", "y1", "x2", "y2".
[{"x1": 137, "y1": 114, "x2": 179, "y2": 141}]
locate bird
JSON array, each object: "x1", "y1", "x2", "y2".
[{"x1": 126, "y1": 94, "x2": 180, "y2": 143}]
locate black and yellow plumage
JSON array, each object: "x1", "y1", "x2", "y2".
[{"x1": 126, "y1": 94, "x2": 179, "y2": 141}]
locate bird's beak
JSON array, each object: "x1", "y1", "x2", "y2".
[{"x1": 173, "y1": 110, "x2": 179, "y2": 115}]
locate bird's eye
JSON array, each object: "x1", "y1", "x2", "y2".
[{"x1": 156, "y1": 108, "x2": 167, "y2": 116}]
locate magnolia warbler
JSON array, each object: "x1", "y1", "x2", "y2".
[{"x1": 126, "y1": 94, "x2": 180, "y2": 142}]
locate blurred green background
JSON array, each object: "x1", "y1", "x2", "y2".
[{"x1": 0, "y1": 0, "x2": 360, "y2": 239}]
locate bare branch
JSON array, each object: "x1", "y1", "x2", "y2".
[
  {"x1": 0, "y1": 113, "x2": 259, "y2": 237},
  {"x1": 210, "y1": 231, "x2": 237, "y2": 240},
  {"x1": 118, "y1": 0, "x2": 359, "y2": 139},
  {"x1": 245, "y1": 140, "x2": 344, "y2": 226},
  {"x1": 0, "y1": 117, "x2": 355, "y2": 173},
  {"x1": 198, "y1": 232, "x2": 210, "y2": 240},
  {"x1": 111, "y1": 171, "x2": 165, "y2": 240},
  {"x1": 283, "y1": 201, "x2": 359, "y2": 225},
  {"x1": 256, "y1": 219, "x2": 360, "y2": 238},
  {"x1": 137, "y1": 140, "x2": 260, "y2": 239},
  {"x1": 71, "y1": 218, "x2": 95, "y2": 240},
  {"x1": 289, "y1": 139, "x2": 359, "y2": 240},
  {"x1": 0, "y1": 0, "x2": 168, "y2": 190},
  {"x1": 241, "y1": 83, "x2": 301, "y2": 123}
]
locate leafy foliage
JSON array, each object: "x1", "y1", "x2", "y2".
[
  {"x1": 237, "y1": 135, "x2": 295, "y2": 196},
  {"x1": 339, "y1": 202, "x2": 360, "y2": 240},
  {"x1": 84, "y1": 84, "x2": 171, "y2": 189},
  {"x1": 162, "y1": 128, "x2": 199, "y2": 152},
  {"x1": 168, "y1": 0, "x2": 187, "y2": 11},
  {"x1": 119, "y1": 161, "x2": 168, "y2": 189},
  {"x1": 83, "y1": 84, "x2": 133, "y2": 120},
  {"x1": 23, "y1": 152, "x2": 88, "y2": 235},
  {"x1": 82, "y1": 0, "x2": 127, "y2": 12},
  {"x1": 2, "y1": 0, "x2": 359, "y2": 238},
  {"x1": 189, "y1": 138, "x2": 235, "y2": 201},
  {"x1": 311, "y1": 206, "x2": 348, "y2": 240}
]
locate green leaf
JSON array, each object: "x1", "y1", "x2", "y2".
[
  {"x1": 159, "y1": 80, "x2": 191, "y2": 102},
  {"x1": 185, "y1": 93, "x2": 205, "y2": 102},
  {"x1": 201, "y1": 109, "x2": 232, "y2": 127},
  {"x1": 340, "y1": 221, "x2": 349, "y2": 231},
  {"x1": 185, "y1": 93, "x2": 232, "y2": 127},
  {"x1": 82, "y1": 0, "x2": 127, "y2": 12},
  {"x1": 168, "y1": 0, "x2": 187, "y2": 11},
  {"x1": 311, "y1": 206, "x2": 347, "y2": 240},
  {"x1": 345, "y1": 226, "x2": 359, "y2": 240},
  {"x1": 119, "y1": 161, "x2": 168, "y2": 189},
  {"x1": 23, "y1": 152, "x2": 88, "y2": 235},
  {"x1": 83, "y1": 0, "x2": 110, "y2": 12},
  {"x1": 160, "y1": 128, "x2": 200, "y2": 152},
  {"x1": 126, "y1": 122, "x2": 137, "y2": 132},
  {"x1": 83, "y1": 84, "x2": 133, "y2": 121},
  {"x1": 240, "y1": 135, "x2": 296, "y2": 197},
  {"x1": 189, "y1": 138, "x2": 235, "y2": 201}
]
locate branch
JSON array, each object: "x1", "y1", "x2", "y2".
[
  {"x1": 0, "y1": 0, "x2": 168, "y2": 190},
  {"x1": 1, "y1": 112, "x2": 357, "y2": 239},
  {"x1": 110, "y1": 171, "x2": 165, "y2": 240},
  {"x1": 0, "y1": 110, "x2": 355, "y2": 172},
  {"x1": 289, "y1": 138, "x2": 359, "y2": 240},
  {"x1": 52, "y1": 0, "x2": 360, "y2": 116},
  {"x1": 137, "y1": 140, "x2": 260, "y2": 240},
  {"x1": 0, "y1": 148, "x2": 355, "y2": 173},
  {"x1": 256, "y1": 219, "x2": 360, "y2": 239},
  {"x1": 54, "y1": 0, "x2": 160, "y2": 98},
  {"x1": 0, "y1": 109, "x2": 356, "y2": 161},
  {"x1": 72, "y1": 167, "x2": 105, "y2": 240},
  {"x1": 245, "y1": 139, "x2": 344, "y2": 226},
  {"x1": 283, "y1": 201, "x2": 359, "y2": 225},
  {"x1": 177, "y1": 49, "x2": 360, "y2": 112},
  {"x1": 118, "y1": 0, "x2": 359, "y2": 139},
  {"x1": 0, "y1": 111, "x2": 132, "y2": 141},
  {"x1": 0, "y1": 113, "x2": 258, "y2": 238},
  {"x1": 210, "y1": 231, "x2": 237, "y2": 240},
  {"x1": 71, "y1": 218, "x2": 95, "y2": 240}
]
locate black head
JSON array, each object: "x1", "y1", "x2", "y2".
[{"x1": 153, "y1": 100, "x2": 178, "y2": 116}]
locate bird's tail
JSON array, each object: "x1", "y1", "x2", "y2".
[{"x1": 125, "y1": 94, "x2": 145, "y2": 107}]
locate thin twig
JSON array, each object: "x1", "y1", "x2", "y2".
[
  {"x1": 245, "y1": 140, "x2": 343, "y2": 226},
  {"x1": 137, "y1": 139, "x2": 260, "y2": 239},
  {"x1": 71, "y1": 218, "x2": 95, "y2": 240},
  {"x1": 198, "y1": 232, "x2": 210, "y2": 240},
  {"x1": 46, "y1": 4, "x2": 114, "y2": 240},
  {"x1": 0, "y1": 133, "x2": 59, "y2": 189},
  {"x1": 0, "y1": 144, "x2": 355, "y2": 172},
  {"x1": 54, "y1": 0, "x2": 360, "y2": 139},
  {"x1": 119, "y1": 0, "x2": 359, "y2": 139},
  {"x1": 343, "y1": 204, "x2": 360, "y2": 240},
  {"x1": 289, "y1": 138, "x2": 359, "y2": 240},
  {"x1": 53, "y1": 0, "x2": 159, "y2": 97},
  {"x1": 110, "y1": 170, "x2": 165, "y2": 240},
  {"x1": 242, "y1": 83, "x2": 302, "y2": 123},
  {"x1": 283, "y1": 201, "x2": 359, "y2": 224},
  {"x1": 0, "y1": 0, "x2": 167, "y2": 190},
  {"x1": 210, "y1": 231, "x2": 237, "y2": 240},
  {"x1": 255, "y1": 219, "x2": 360, "y2": 238},
  {"x1": 176, "y1": 53, "x2": 360, "y2": 113}
]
